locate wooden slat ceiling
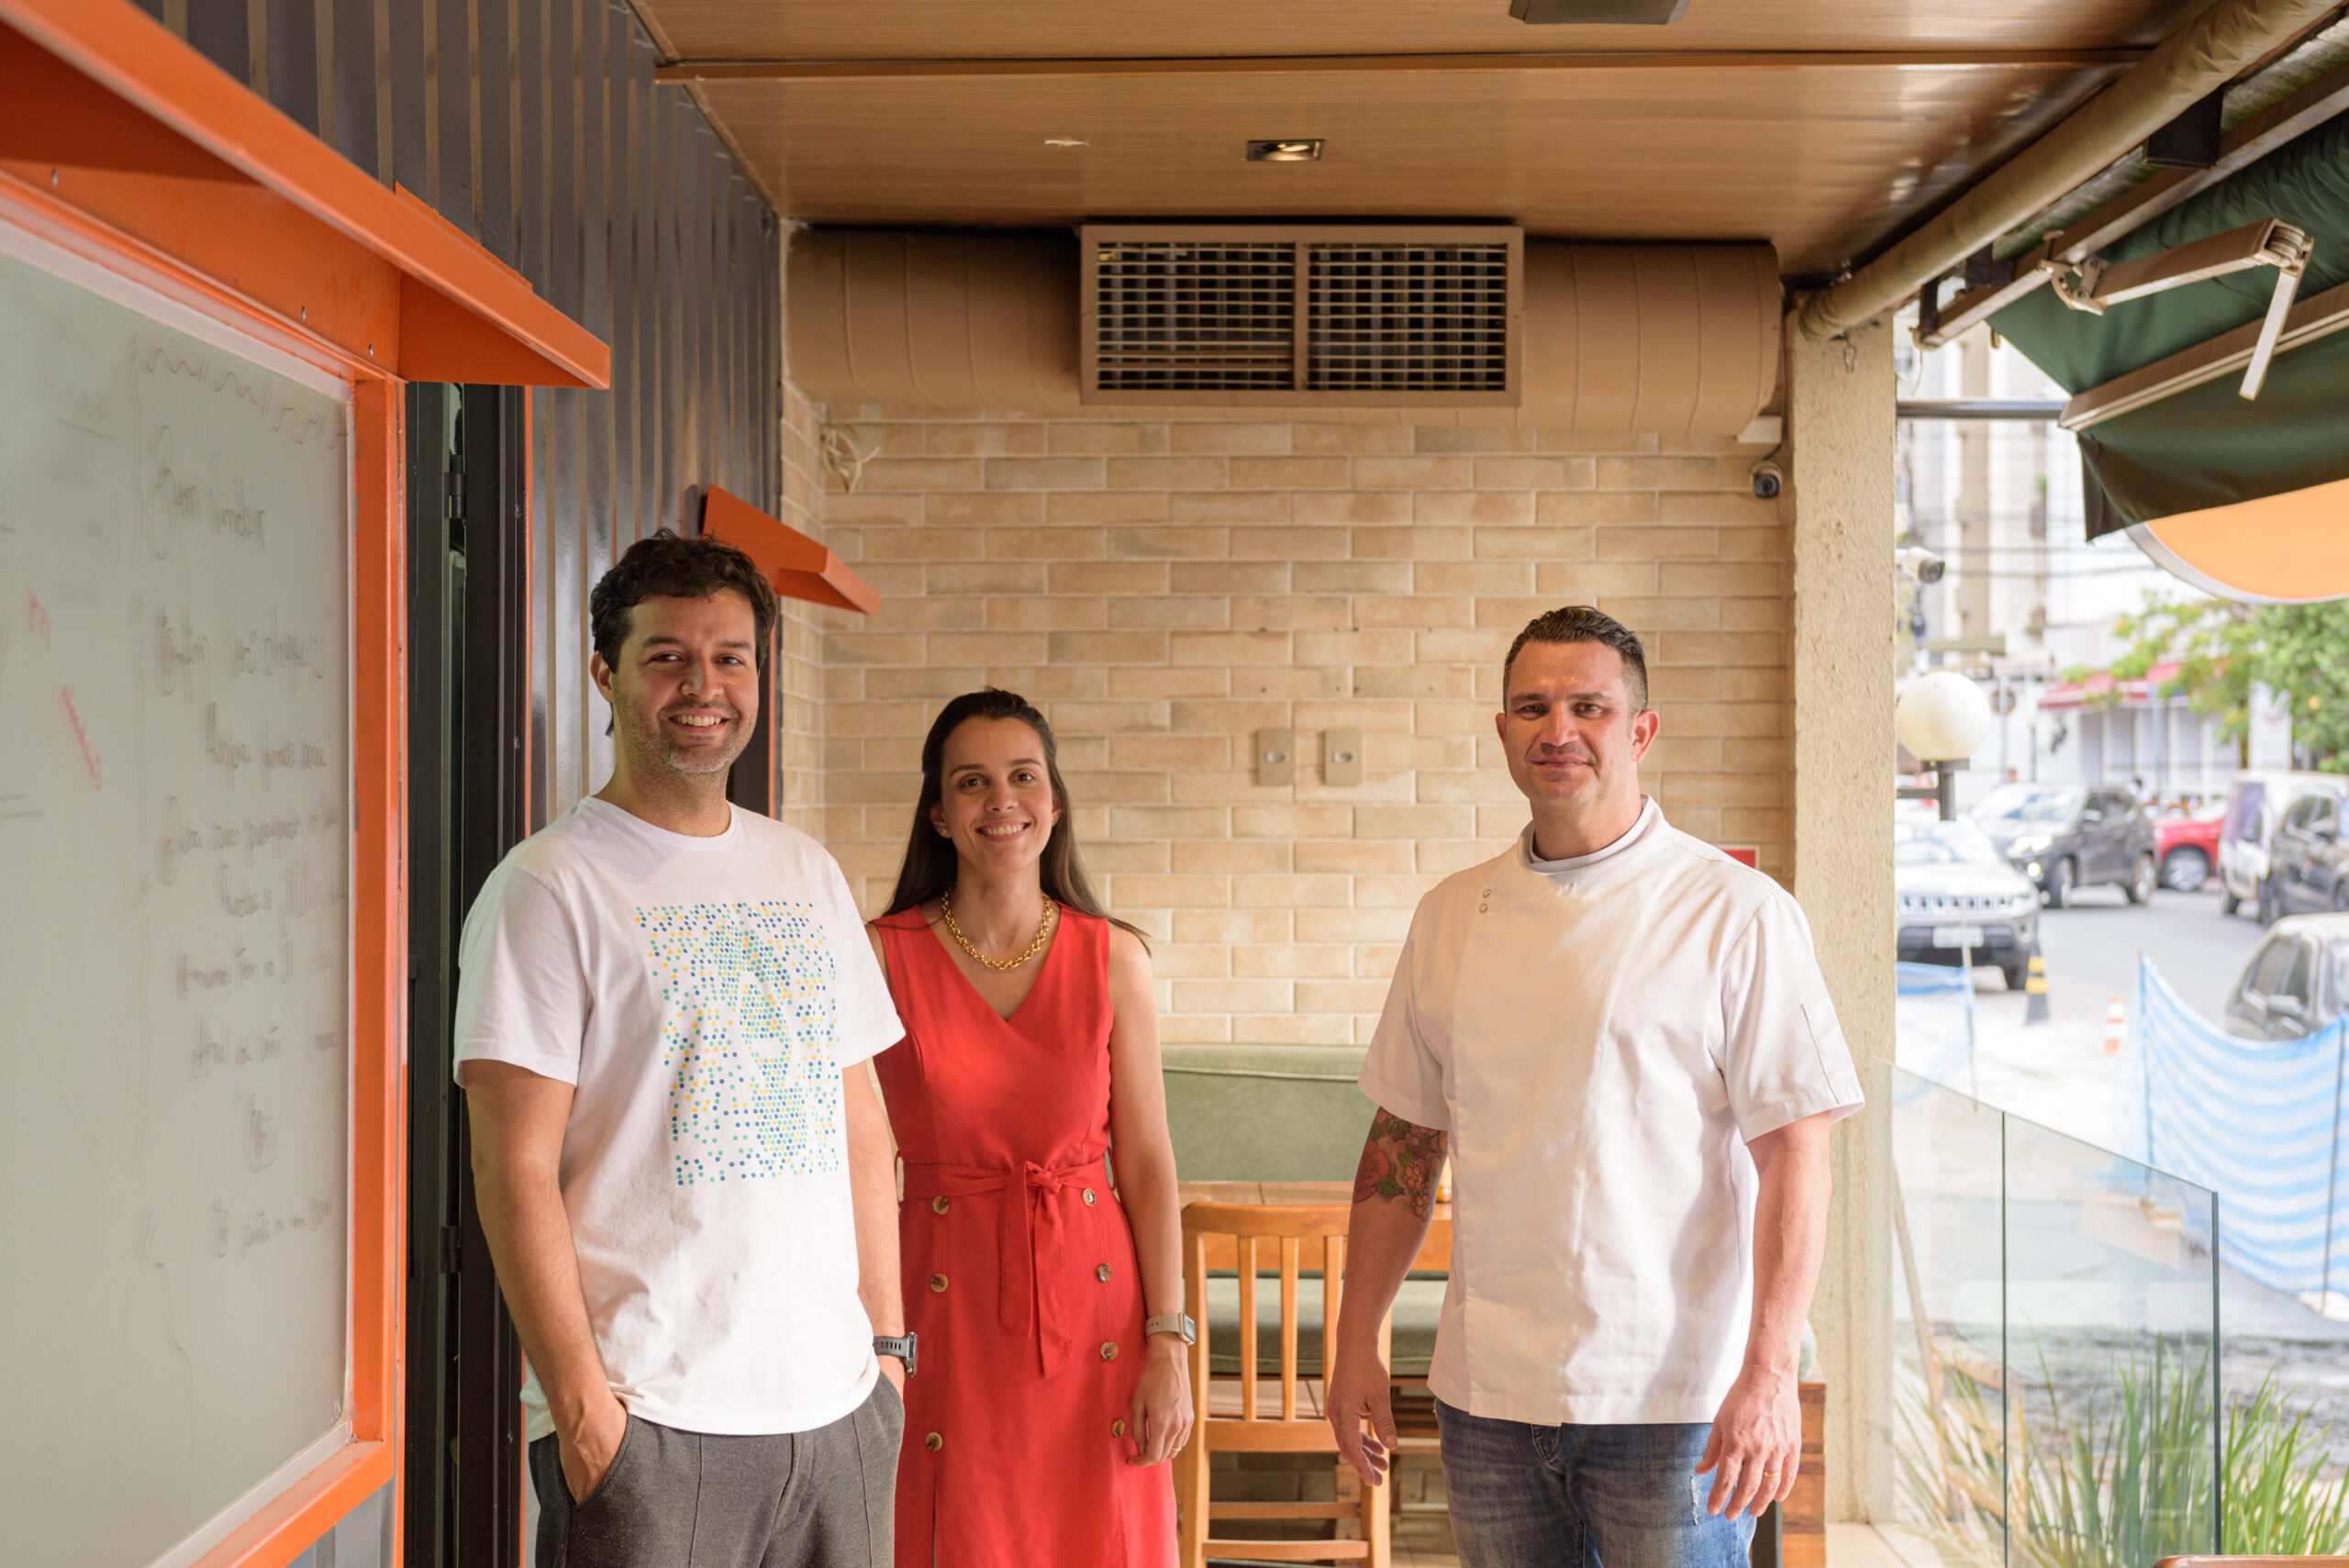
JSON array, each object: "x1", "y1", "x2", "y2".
[{"x1": 633, "y1": 0, "x2": 2210, "y2": 277}]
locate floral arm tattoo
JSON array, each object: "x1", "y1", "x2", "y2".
[{"x1": 1353, "y1": 1107, "x2": 1450, "y2": 1218}]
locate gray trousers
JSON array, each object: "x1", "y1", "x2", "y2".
[{"x1": 529, "y1": 1379, "x2": 903, "y2": 1568}]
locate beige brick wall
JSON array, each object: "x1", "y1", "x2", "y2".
[
  {"x1": 771, "y1": 380, "x2": 829, "y2": 834},
  {"x1": 797, "y1": 411, "x2": 1789, "y2": 1045}
]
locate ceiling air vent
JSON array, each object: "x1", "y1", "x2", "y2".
[{"x1": 1081, "y1": 225, "x2": 1522, "y2": 406}]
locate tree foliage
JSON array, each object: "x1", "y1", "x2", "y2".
[{"x1": 2087, "y1": 595, "x2": 2349, "y2": 772}]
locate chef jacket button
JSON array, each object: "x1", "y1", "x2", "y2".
[
  {"x1": 932, "y1": 1195, "x2": 950, "y2": 1215},
  {"x1": 930, "y1": 1273, "x2": 950, "y2": 1293},
  {"x1": 1478, "y1": 903, "x2": 1489, "y2": 913},
  {"x1": 1082, "y1": 1187, "x2": 1097, "y2": 1206},
  {"x1": 1111, "y1": 1418, "x2": 1127, "y2": 1438},
  {"x1": 924, "y1": 1432, "x2": 944, "y2": 1451},
  {"x1": 1100, "y1": 1341, "x2": 1119, "y2": 1362},
  {"x1": 1097, "y1": 1263, "x2": 1113, "y2": 1283}
]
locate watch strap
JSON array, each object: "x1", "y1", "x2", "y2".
[
  {"x1": 874, "y1": 1332, "x2": 918, "y2": 1377},
  {"x1": 1143, "y1": 1312, "x2": 1197, "y2": 1344}
]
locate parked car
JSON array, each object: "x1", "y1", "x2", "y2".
[
  {"x1": 2263, "y1": 788, "x2": 2349, "y2": 922},
  {"x1": 1971, "y1": 783, "x2": 2158, "y2": 908},
  {"x1": 2223, "y1": 914, "x2": 2349, "y2": 1040},
  {"x1": 2220, "y1": 772, "x2": 2349, "y2": 917},
  {"x1": 2156, "y1": 803, "x2": 2225, "y2": 893},
  {"x1": 1895, "y1": 817, "x2": 2041, "y2": 990}
]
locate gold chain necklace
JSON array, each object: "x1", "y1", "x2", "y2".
[{"x1": 940, "y1": 888, "x2": 1058, "y2": 972}]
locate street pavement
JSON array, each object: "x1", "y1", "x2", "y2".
[{"x1": 1942, "y1": 881, "x2": 2349, "y2": 1439}]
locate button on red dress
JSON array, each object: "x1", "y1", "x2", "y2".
[{"x1": 873, "y1": 906, "x2": 1177, "y2": 1566}]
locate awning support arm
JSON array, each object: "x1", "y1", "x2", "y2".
[{"x1": 2047, "y1": 219, "x2": 2314, "y2": 399}]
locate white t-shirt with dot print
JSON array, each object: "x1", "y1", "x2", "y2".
[{"x1": 455, "y1": 796, "x2": 902, "y2": 1440}]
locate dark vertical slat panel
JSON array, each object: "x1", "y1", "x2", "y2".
[
  {"x1": 726, "y1": 174, "x2": 746, "y2": 505},
  {"x1": 434, "y1": 0, "x2": 474, "y2": 230},
  {"x1": 708, "y1": 168, "x2": 729, "y2": 504},
  {"x1": 765, "y1": 215, "x2": 782, "y2": 511},
  {"x1": 386, "y1": 0, "x2": 428, "y2": 195},
  {"x1": 606, "y1": 3, "x2": 637, "y2": 547},
  {"x1": 632, "y1": 51, "x2": 658, "y2": 542},
  {"x1": 476, "y1": 0, "x2": 516, "y2": 266},
  {"x1": 746, "y1": 202, "x2": 764, "y2": 510},
  {"x1": 328, "y1": 0, "x2": 377, "y2": 172},
  {"x1": 547, "y1": 0, "x2": 579, "y2": 322},
  {"x1": 578, "y1": 0, "x2": 613, "y2": 789},
  {"x1": 547, "y1": 0, "x2": 583, "y2": 804},
  {"x1": 685, "y1": 126, "x2": 705, "y2": 511},
  {"x1": 514, "y1": 0, "x2": 554, "y2": 817},
  {"x1": 130, "y1": 0, "x2": 166, "y2": 17},
  {"x1": 264, "y1": 0, "x2": 320, "y2": 131},
  {"x1": 658, "y1": 88, "x2": 683, "y2": 532},
  {"x1": 186, "y1": 1, "x2": 250, "y2": 78},
  {"x1": 515, "y1": 0, "x2": 547, "y2": 292},
  {"x1": 677, "y1": 99, "x2": 701, "y2": 523},
  {"x1": 529, "y1": 386, "x2": 552, "y2": 823}
]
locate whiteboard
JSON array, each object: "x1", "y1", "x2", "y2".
[{"x1": 0, "y1": 228, "x2": 355, "y2": 1566}]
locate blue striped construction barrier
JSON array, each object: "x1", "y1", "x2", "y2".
[{"x1": 2126, "y1": 956, "x2": 2349, "y2": 1297}]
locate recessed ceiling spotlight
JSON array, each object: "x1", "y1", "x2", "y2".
[
  {"x1": 1044, "y1": 138, "x2": 1089, "y2": 149},
  {"x1": 1247, "y1": 139, "x2": 1323, "y2": 162}
]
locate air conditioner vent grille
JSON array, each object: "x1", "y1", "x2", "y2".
[
  {"x1": 1081, "y1": 226, "x2": 1520, "y2": 406},
  {"x1": 1308, "y1": 243, "x2": 1512, "y2": 394},
  {"x1": 1092, "y1": 241, "x2": 1297, "y2": 393}
]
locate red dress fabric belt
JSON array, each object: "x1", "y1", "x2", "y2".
[{"x1": 901, "y1": 1157, "x2": 1105, "y2": 1376}]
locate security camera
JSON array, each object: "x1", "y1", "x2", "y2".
[
  {"x1": 1749, "y1": 461, "x2": 1783, "y2": 500},
  {"x1": 1896, "y1": 545, "x2": 1946, "y2": 584}
]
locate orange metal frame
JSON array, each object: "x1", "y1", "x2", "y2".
[
  {"x1": 702, "y1": 484, "x2": 883, "y2": 616},
  {"x1": 0, "y1": 3, "x2": 611, "y2": 1564}
]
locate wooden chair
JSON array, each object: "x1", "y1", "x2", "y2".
[{"x1": 1175, "y1": 1202, "x2": 1391, "y2": 1568}]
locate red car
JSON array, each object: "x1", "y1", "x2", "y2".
[{"x1": 2158, "y1": 806, "x2": 2225, "y2": 892}]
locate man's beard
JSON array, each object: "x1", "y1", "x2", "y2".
[{"x1": 625, "y1": 701, "x2": 748, "y2": 777}]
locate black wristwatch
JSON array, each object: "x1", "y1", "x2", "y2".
[{"x1": 874, "y1": 1332, "x2": 918, "y2": 1377}]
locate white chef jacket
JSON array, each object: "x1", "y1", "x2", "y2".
[{"x1": 1358, "y1": 800, "x2": 1865, "y2": 1426}]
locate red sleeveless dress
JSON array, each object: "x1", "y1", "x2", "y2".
[{"x1": 872, "y1": 906, "x2": 1177, "y2": 1567}]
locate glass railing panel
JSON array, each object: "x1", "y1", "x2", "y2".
[
  {"x1": 1882, "y1": 1065, "x2": 2221, "y2": 1568},
  {"x1": 1888, "y1": 1067, "x2": 2012, "y2": 1568},
  {"x1": 2000, "y1": 1109, "x2": 2220, "y2": 1568}
]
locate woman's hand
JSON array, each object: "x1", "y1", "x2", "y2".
[{"x1": 1127, "y1": 1335, "x2": 1195, "y2": 1467}]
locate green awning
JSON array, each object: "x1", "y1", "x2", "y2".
[{"x1": 1991, "y1": 112, "x2": 2349, "y2": 539}]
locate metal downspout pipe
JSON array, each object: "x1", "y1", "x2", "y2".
[{"x1": 1796, "y1": 0, "x2": 2343, "y2": 341}]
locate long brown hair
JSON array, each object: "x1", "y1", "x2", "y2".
[{"x1": 883, "y1": 689, "x2": 1145, "y2": 943}]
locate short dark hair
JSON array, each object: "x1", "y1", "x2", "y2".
[
  {"x1": 590, "y1": 528, "x2": 777, "y2": 672},
  {"x1": 1502, "y1": 605, "x2": 1650, "y2": 712}
]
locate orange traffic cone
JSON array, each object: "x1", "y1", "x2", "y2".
[{"x1": 2103, "y1": 993, "x2": 2128, "y2": 1055}]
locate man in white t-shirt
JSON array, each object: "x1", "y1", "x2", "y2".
[
  {"x1": 1328, "y1": 606, "x2": 1865, "y2": 1568},
  {"x1": 456, "y1": 531, "x2": 908, "y2": 1567}
]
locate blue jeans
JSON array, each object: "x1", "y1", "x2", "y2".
[{"x1": 1436, "y1": 1400, "x2": 1757, "y2": 1568}]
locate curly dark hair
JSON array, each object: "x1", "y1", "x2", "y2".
[
  {"x1": 883, "y1": 689, "x2": 1145, "y2": 946},
  {"x1": 589, "y1": 528, "x2": 777, "y2": 672},
  {"x1": 1502, "y1": 605, "x2": 1650, "y2": 712}
]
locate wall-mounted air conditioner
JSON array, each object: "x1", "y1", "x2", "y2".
[{"x1": 1079, "y1": 224, "x2": 1523, "y2": 407}]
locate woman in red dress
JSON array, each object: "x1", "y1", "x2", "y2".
[{"x1": 866, "y1": 688, "x2": 1191, "y2": 1566}]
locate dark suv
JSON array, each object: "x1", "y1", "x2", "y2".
[
  {"x1": 1971, "y1": 783, "x2": 2159, "y2": 908},
  {"x1": 2264, "y1": 790, "x2": 2349, "y2": 921}
]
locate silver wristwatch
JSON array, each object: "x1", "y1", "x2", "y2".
[{"x1": 1143, "y1": 1312, "x2": 1197, "y2": 1344}]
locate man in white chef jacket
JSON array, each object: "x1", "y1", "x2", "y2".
[{"x1": 1328, "y1": 605, "x2": 1865, "y2": 1568}]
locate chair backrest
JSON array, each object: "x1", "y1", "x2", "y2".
[{"x1": 1182, "y1": 1201, "x2": 1390, "y2": 1426}]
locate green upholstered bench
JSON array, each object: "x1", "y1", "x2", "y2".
[
  {"x1": 1202, "y1": 1274, "x2": 1445, "y2": 1379},
  {"x1": 1163, "y1": 1042, "x2": 1444, "y2": 1377},
  {"x1": 1161, "y1": 1042, "x2": 1375, "y2": 1182}
]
